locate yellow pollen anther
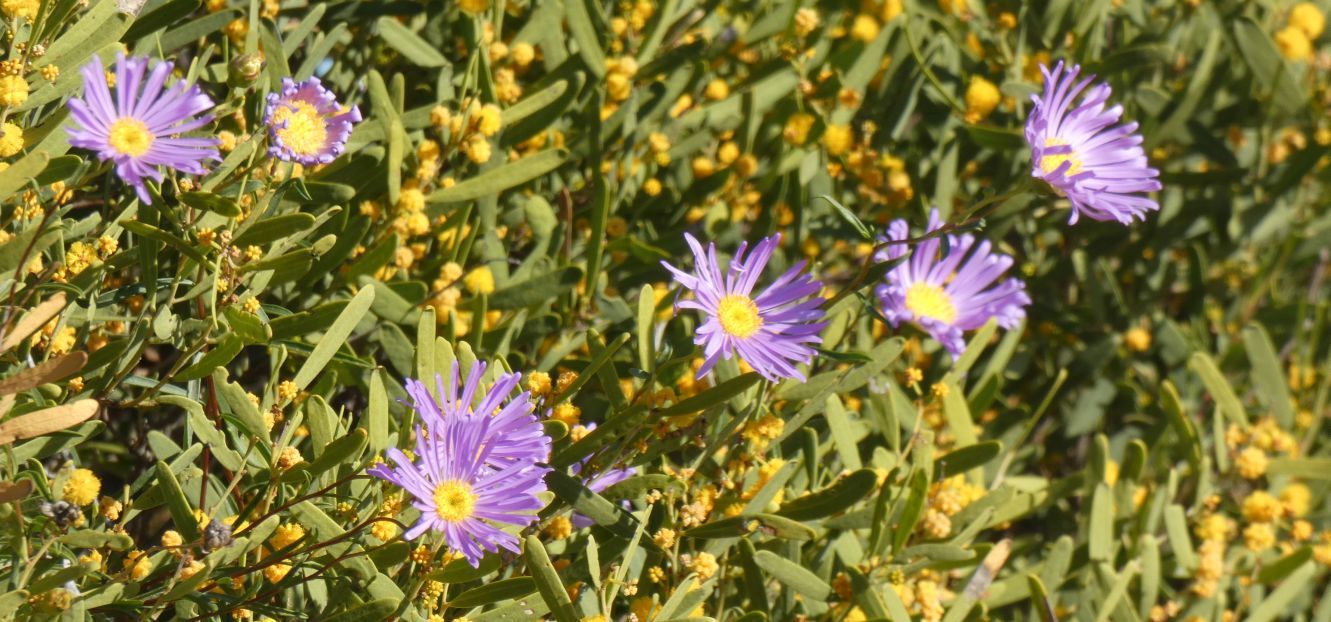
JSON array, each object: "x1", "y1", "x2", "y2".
[
  {"x1": 107, "y1": 118, "x2": 153, "y2": 157},
  {"x1": 716, "y1": 293, "x2": 762, "y2": 339},
  {"x1": 272, "y1": 100, "x2": 328, "y2": 156},
  {"x1": 905, "y1": 282, "x2": 957, "y2": 324},
  {"x1": 1040, "y1": 138, "x2": 1082, "y2": 176},
  {"x1": 433, "y1": 480, "x2": 477, "y2": 523}
]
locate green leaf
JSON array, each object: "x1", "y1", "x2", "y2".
[
  {"x1": 174, "y1": 334, "x2": 244, "y2": 382},
  {"x1": 818, "y1": 195, "x2": 873, "y2": 240},
  {"x1": 564, "y1": 0, "x2": 606, "y2": 77},
  {"x1": 1243, "y1": 324, "x2": 1295, "y2": 428},
  {"x1": 525, "y1": 536, "x2": 579, "y2": 622},
  {"x1": 1160, "y1": 381, "x2": 1202, "y2": 470},
  {"x1": 160, "y1": 395, "x2": 243, "y2": 472},
  {"x1": 224, "y1": 306, "x2": 271, "y2": 344},
  {"x1": 1188, "y1": 352, "x2": 1248, "y2": 426},
  {"x1": 1231, "y1": 16, "x2": 1306, "y2": 117},
  {"x1": 1027, "y1": 575, "x2": 1057, "y2": 622},
  {"x1": 0, "y1": 151, "x2": 50, "y2": 203},
  {"x1": 893, "y1": 470, "x2": 929, "y2": 554},
  {"x1": 215, "y1": 370, "x2": 271, "y2": 442},
  {"x1": 156, "y1": 460, "x2": 200, "y2": 542},
  {"x1": 364, "y1": 369, "x2": 389, "y2": 453},
  {"x1": 59, "y1": 529, "x2": 133, "y2": 550},
  {"x1": 546, "y1": 471, "x2": 637, "y2": 539},
  {"x1": 292, "y1": 286, "x2": 375, "y2": 391},
  {"x1": 1247, "y1": 562, "x2": 1316, "y2": 622},
  {"x1": 233, "y1": 213, "x2": 317, "y2": 247},
  {"x1": 376, "y1": 17, "x2": 447, "y2": 67},
  {"x1": 657, "y1": 372, "x2": 761, "y2": 419},
  {"x1": 935, "y1": 441, "x2": 1003, "y2": 474},
  {"x1": 301, "y1": 429, "x2": 367, "y2": 478},
  {"x1": 122, "y1": 220, "x2": 209, "y2": 265},
  {"x1": 179, "y1": 191, "x2": 242, "y2": 218},
  {"x1": 1267, "y1": 457, "x2": 1331, "y2": 480},
  {"x1": 502, "y1": 79, "x2": 570, "y2": 126},
  {"x1": 320, "y1": 599, "x2": 399, "y2": 622},
  {"x1": 449, "y1": 577, "x2": 537, "y2": 609},
  {"x1": 777, "y1": 469, "x2": 877, "y2": 521},
  {"x1": 426, "y1": 150, "x2": 568, "y2": 204},
  {"x1": 752, "y1": 550, "x2": 831, "y2": 600},
  {"x1": 489, "y1": 266, "x2": 584, "y2": 310},
  {"x1": 1088, "y1": 483, "x2": 1113, "y2": 561}
]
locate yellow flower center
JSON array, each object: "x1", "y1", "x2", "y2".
[
  {"x1": 272, "y1": 100, "x2": 328, "y2": 156},
  {"x1": 432, "y1": 480, "x2": 477, "y2": 523},
  {"x1": 1040, "y1": 138, "x2": 1082, "y2": 176},
  {"x1": 107, "y1": 118, "x2": 153, "y2": 157},
  {"x1": 717, "y1": 293, "x2": 763, "y2": 339},
  {"x1": 904, "y1": 282, "x2": 957, "y2": 324}
]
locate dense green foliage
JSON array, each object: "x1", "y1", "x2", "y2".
[{"x1": 0, "y1": 0, "x2": 1328, "y2": 620}]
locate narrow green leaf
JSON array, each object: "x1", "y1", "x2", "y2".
[
  {"x1": 174, "y1": 335, "x2": 244, "y2": 382},
  {"x1": 156, "y1": 460, "x2": 200, "y2": 542},
  {"x1": 179, "y1": 191, "x2": 242, "y2": 218},
  {"x1": 752, "y1": 550, "x2": 831, "y2": 600},
  {"x1": 364, "y1": 369, "x2": 389, "y2": 453},
  {"x1": 376, "y1": 17, "x2": 447, "y2": 67},
  {"x1": 426, "y1": 150, "x2": 568, "y2": 204},
  {"x1": 1188, "y1": 352, "x2": 1248, "y2": 425},
  {"x1": 525, "y1": 536, "x2": 579, "y2": 622},
  {"x1": 1088, "y1": 483, "x2": 1113, "y2": 561},
  {"x1": 320, "y1": 599, "x2": 399, "y2": 622},
  {"x1": 777, "y1": 469, "x2": 877, "y2": 521},
  {"x1": 292, "y1": 286, "x2": 375, "y2": 391},
  {"x1": 1243, "y1": 324, "x2": 1295, "y2": 428},
  {"x1": 489, "y1": 266, "x2": 584, "y2": 310},
  {"x1": 448, "y1": 578, "x2": 537, "y2": 609}
]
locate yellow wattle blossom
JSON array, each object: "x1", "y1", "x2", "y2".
[
  {"x1": 1280, "y1": 483, "x2": 1311, "y2": 517},
  {"x1": 457, "y1": 0, "x2": 489, "y2": 16},
  {"x1": 793, "y1": 8, "x2": 819, "y2": 36},
  {"x1": 543, "y1": 515, "x2": 572, "y2": 539},
  {"x1": 463, "y1": 133, "x2": 492, "y2": 163},
  {"x1": 1241, "y1": 490, "x2": 1282, "y2": 523},
  {"x1": 822, "y1": 123, "x2": 853, "y2": 156},
  {"x1": 881, "y1": 0, "x2": 903, "y2": 22},
  {"x1": 463, "y1": 265, "x2": 496, "y2": 294},
  {"x1": 783, "y1": 112, "x2": 816, "y2": 145},
  {"x1": 704, "y1": 79, "x2": 729, "y2": 101},
  {"x1": 689, "y1": 551, "x2": 719, "y2": 580},
  {"x1": 850, "y1": 14, "x2": 880, "y2": 42},
  {"x1": 269, "y1": 523, "x2": 305, "y2": 550},
  {"x1": 0, "y1": 121, "x2": 22, "y2": 156},
  {"x1": 1276, "y1": 26, "x2": 1314, "y2": 62},
  {"x1": 62, "y1": 468, "x2": 101, "y2": 506},
  {"x1": 1290, "y1": 2, "x2": 1325, "y2": 39},
  {"x1": 963, "y1": 76, "x2": 1001, "y2": 124},
  {"x1": 124, "y1": 550, "x2": 152, "y2": 580},
  {"x1": 1234, "y1": 446, "x2": 1268, "y2": 479},
  {"x1": 551, "y1": 402, "x2": 581, "y2": 426},
  {"x1": 1124, "y1": 326, "x2": 1151, "y2": 352},
  {"x1": 1, "y1": 0, "x2": 39, "y2": 20},
  {"x1": 1243, "y1": 522, "x2": 1275, "y2": 552},
  {"x1": 476, "y1": 103, "x2": 503, "y2": 137},
  {"x1": 99, "y1": 496, "x2": 123, "y2": 520},
  {"x1": 276, "y1": 445, "x2": 302, "y2": 470},
  {"x1": 511, "y1": 42, "x2": 536, "y2": 67},
  {"x1": 264, "y1": 563, "x2": 291, "y2": 583}
]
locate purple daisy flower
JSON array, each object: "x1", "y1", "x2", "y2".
[
  {"x1": 264, "y1": 77, "x2": 361, "y2": 165},
  {"x1": 369, "y1": 364, "x2": 551, "y2": 566},
  {"x1": 875, "y1": 210, "x2": 1030, "y2": 357},
  {"x1": 661, "y1": 233, "x2": 827, "y2": 382},
  {"x1": 66, "y1": 53, "x2": 219, "y2": 205},
  {"x1": 1025, "y1": 61, "x2": 1162, "y2": 225}
]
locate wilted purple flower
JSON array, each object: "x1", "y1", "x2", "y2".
[
  {"x1": 67, "y1": 53, "x2": 219, "y2": 204},
  {"x1": 661, "y1": 233, "x2": 827, "y2": 382},
  {"x1": 1026, "y1": 61, "x2": 1161, "y2": 224},
  {"x1": 369, "y1": 363, "x2": 551, "y2": 566},
  {"x1": 264, "y1": 77, "x2": 361, "y2": 165},
  {"x1": 875, "y1": 210, "x2": 1030, "y2": 357}
]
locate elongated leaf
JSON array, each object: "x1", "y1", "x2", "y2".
[
  {"x1": 1188, "y1": 352, "x2": 1247, "y2": 425},
  {"x1": 448, "y1": 577, "x2": 537, "y2": 609},
  {"x1": 426, "y1": 150, "x2": 568, "y2": 204},
  {"x1": 0, "y1": 352, "x2": 86, "y2": 395},
  {"x1": 0, "y1": 399, "x2": 98, "y2": 444},
  {"x1": 753, "y1": 550, "x2": 831, "y2": 600},
  {"x1": 174, "y1": 335, "x2": 244, "y2": 382},
  {"x1": 156, "y1": 460, "x2": 200, "y2": 542},
  {"x1": 376, "y1": 17, "x2": 447, "y2": 67},
  {"x1": 777, "y1": 469, "x2": 877, "y2": 521},
  {"x1": 292, "y1": 286, "x2": 375, "y2": 391},
  {"x1": 489, "y1": 267, "x2": 583, "y2": 310},
  {"x1": 525, "y1": 536, "x2": 578, "y2": 622},
  {"x1": 1243, "y1": 325, "x2": 1294, "y2": 428}
]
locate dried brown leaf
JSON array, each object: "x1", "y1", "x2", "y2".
[
  {"x1": 0, "y1": 352, "x2": 87, "y2": 396},
  {"x1": 0, "y1": 399, "x2": 99, "y2": 445},
  {"x1": 0, "y1": 293, "x2": 67, "y2": 354}
]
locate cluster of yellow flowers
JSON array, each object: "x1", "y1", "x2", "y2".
[{"x1": 1276, "y1": 2, "x2": 1325, "y2": 62}]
